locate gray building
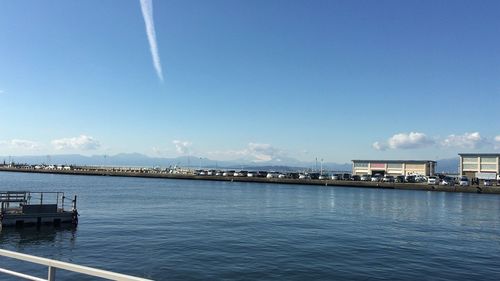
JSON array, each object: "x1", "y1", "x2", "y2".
[
  {"x1": 352, "y1": 160, "x2": 436, "y2": 176},
  {"x1": 459, "y1": 153, "x2": 500, "y2": 179}
]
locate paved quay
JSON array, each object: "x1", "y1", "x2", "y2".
[{"x1": 1, "y1": 167, "x2": 499, "y2": 194}]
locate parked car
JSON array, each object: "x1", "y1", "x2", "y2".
[
  {"x1": 331, "y1": 174, "x2": 341, "y2": 180},
  {"x1": 395, "y1": 175, "x2": 405, "y2": 183},
  {"x1": 440, "y1": 177, "x2": 455, "y2": 186},
  {"x1": 427, "y1": 176, "x2": 439, "y2": 185},
  {"x1": 360, "y1": 174, "x2": 371, "y2": 181},
  {"x1": 415, "y1": 176, "x2": 427, "y2": 183},
  {"x1": 405, "y1": 175, "x2": 416, "y2": 183},
  {"x1": 299, "y1": 173, "x2": 311, "y2": 180},
  {"x1": 267, "y1": 172, "x2": 279, "y2": 179},
  {"x1": 382, "y1": 175, "x2": 395, "y2": 182},
  {"x1": 309, "y1": 173, "x2": 320, "y2": 180},
  {"x1": 351, "y1": 175, "x2": 361, "y2": 181},
  {"x1": 484, "y1": 179, "x2": 493, "y2": 186},
  {"x1": 254, "y1": 171, "x2": 265, "y2": 177},
  {"x1": 371, "y1": 174, "x2": 382, "y2": 182},
  {"x1": 459, "y1": 176, "x2": 469, "y2": 186}
]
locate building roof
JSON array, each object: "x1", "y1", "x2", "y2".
[
  {"x1": 351, "y1": 160, "x2": 436, "y2": 164},
  {"x1": 458, "y1": 153, "x2": 500, "y2": 157}
]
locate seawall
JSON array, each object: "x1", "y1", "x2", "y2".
[{"x1": 0, "y1": 167, "x2": 498, "y2": 194}]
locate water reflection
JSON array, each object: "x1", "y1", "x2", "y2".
[
  {"x1": 1, "y1": 172, "x2": 500, "y2": 281},
  {"x1": 0, "y1": 225, "x2": 77, "y2": 248}
]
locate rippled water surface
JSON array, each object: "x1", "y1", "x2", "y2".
[{"x1": 1, "y1": 171, "x2": 500, "y2": 280}]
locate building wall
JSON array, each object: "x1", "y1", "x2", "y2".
[
  {"x1": 352, "y1": 161, "x2": 435, "y2": 176},
  {"x1": 459, "y1": 154, "x2": 500, "y2": 178}
]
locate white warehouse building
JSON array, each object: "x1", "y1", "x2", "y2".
[
  {"x1": 352, "y1": 160, "x2": 436, "y2": 177},
  {"x1": 459, "y1": 153, "x2": 500, "y2": 180}
]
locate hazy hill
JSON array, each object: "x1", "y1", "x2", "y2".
[
  {"x1": 1, "y1": 153, "x2": 351, "y2": 171},
  {"x1": 2, "y1": 153, "x2": 456, "y2": 173}
]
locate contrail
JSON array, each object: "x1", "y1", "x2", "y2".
[{"x1": 140, "y1": 0, "x2": 164, "y2": 82}]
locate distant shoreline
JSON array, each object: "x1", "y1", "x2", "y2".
[{"x1": 0, "y1": 167, "x2": 498, "y2": 195}]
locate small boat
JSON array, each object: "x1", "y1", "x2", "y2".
[{"x1": 0, "y1": 191, "x2": 78, "y2": 228}]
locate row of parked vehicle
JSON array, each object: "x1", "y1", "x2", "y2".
[
  {"x1": 193, "y1": 170, "x2": 499, "y2": 186},
  {"x1": 195, "y1": 170, "x2": 353, "y2": 179},
  {"x1": 429, "y1": 175, "x2": 498, "y2": 187}
]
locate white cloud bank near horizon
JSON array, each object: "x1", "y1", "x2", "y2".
[
  {"x1": 373, "y1": 131, "x2": 497, "y2": 151},
  {"x1": 441, "y1": 132, "x2": 487, "y2": 149},
  {"x1": 0, "y1": 139, "x2": 39, "y2": 150},
  {"x1": 172, "y1": 140, "x2": 192, "y2": 154},
  {"x1": 52, "y1": 135, "x2": 100, "y2": 151},
  {"x1": 207, "y1": 142, "x2": 287, "y2": 163},
  {"x1": 139, "y1": 0, "x2": 164, "y2": 82},
  {"x1": 372, "y1": 132, "x2": 434, "y2": 151},
  {"x1": 494, "y1": 135, "x2": 500, "y2": 150}
]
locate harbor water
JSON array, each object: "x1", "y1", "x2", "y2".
[{"x1": 1, "y1": 171, "x2": 500, "y2": 280}]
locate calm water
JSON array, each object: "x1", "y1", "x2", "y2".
[{"x1": 1, "y1": 171, "x2": 500, "y2": 280}]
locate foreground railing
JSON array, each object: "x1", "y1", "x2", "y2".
[{"x1": 0, "y1": 249, "x2": 153, "y2": 281}]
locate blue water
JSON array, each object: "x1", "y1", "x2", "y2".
[{"x1": 1, "y1": 171, "x2": 500, "y2": 280}]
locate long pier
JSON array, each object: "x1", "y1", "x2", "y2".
[{"x1": 0, "y1": 167, "x2": 498, "y2": 194}]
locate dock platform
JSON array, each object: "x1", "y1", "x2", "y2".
[{"x1": 0, "y1": 191, "x2": 78, "y2": 228}]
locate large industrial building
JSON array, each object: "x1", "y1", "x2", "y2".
[
  {"x1": 352, "y1": 160, "x2": 436, "y2": 176},
  {"x1": 459, "y1": 153, "x2": 500, "y2": 179}
]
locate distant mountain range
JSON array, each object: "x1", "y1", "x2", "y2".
[
  {"x1": 0, "y1": 153, "x2": 459, "y2": 173},
  {"x1": 1, "y1": 153, "x2": 351, "y2": 172},
  {"x1": 434, "y1": 157, "x2": 459, "y2": 173}
]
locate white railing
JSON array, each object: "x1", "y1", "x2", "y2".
[{"x1": 0, "y1": 249, "x2": 153, "y2": 281}]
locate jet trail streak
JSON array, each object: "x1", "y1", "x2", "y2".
[{"x1": 140, "y1": 0, "x2": 164, "y2": 82}]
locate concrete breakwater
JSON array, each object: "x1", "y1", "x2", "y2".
[{"x1": 0, "y1": 167, "x2": 498, "y2": 194}]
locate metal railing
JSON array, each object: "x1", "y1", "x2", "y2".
[{"x1": 0, "y1": 249, "x2": 153, "y2": 281}]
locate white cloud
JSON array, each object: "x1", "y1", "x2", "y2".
[
  {"x1": 172, "y1": 140, "x2": 192, "y2": 154},
  {"x1": 373, "y1": 132, "x2": 433, "y2": 151},
  {"x1": 208, "y1": 143, "x2": 286, "y2": 162},
  {"x1": 372, "y1": 141, "x2": 387, "y2": 151},
  {"x1": 246, "y1": 143, "x2": 280, "y2": 162},
  {"x1": 388, "y1": 132, "x2": 434, "y2": 149},
  {"x1": 494, "y1": 135, "x2": 500, "y2": 150},
  {"x1": 140, "y1": 0, "x2": 164, "y2": 82},
  {"x1": 0, "y1": 139, "x2": 39, "y2": 150},
  {"x1": 441, "y1": 132, "x2": 486, "y2": 149},
  {"x1": 52, "y1": 135, "x2": 100, "y2": 150},
  {"x1": 152, "y1": 146, "x2": 170, "y2": 156}
]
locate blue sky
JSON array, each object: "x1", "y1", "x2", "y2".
[{"x1": 1, "y1": 0, "x2": 499, "y2": 163}]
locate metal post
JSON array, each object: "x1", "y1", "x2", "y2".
[
  {"x1": 40, "y1": 193, "x2": 43, "y2": 205},
  {"x1": 48, "y1": 266, "x2": 56, "y2": 281}
]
